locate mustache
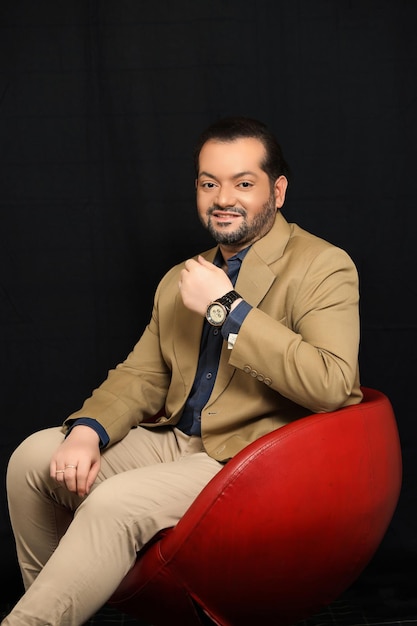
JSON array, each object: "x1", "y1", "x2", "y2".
[{"x1": 207, "y1": 205, "x2": 246, "y2": 217}]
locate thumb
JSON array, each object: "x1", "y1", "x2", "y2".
[{"x1": 197, "y1": 255, "x2": 213, "y2": 267}]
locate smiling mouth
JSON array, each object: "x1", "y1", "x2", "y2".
[{"x1": 210, "y1": 210, "x2": 243, "y2": 221}]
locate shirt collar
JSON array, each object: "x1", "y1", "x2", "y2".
[{"x1": 213, "y1": 245, "x2": 251, "y2": 268}]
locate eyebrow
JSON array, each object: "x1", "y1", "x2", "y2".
[{"x1": 198, "y1": 170, "x2": 258, "y2": 180}]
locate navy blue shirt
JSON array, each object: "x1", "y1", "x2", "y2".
[
  {"x1": 176, "y1": 247, "x2": 252, "y2": 435},
  {"x1": 67, "y1": 247, "x2": 252, "y2": 445}
]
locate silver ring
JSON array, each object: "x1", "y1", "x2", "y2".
[
  {"x1": 64, "y1": 464, "x2": 77, "y2": 469},
  {"x1": 55, "y1": 469, "x2": 65, "y2": 474}
]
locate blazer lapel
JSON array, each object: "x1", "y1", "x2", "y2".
[{"x1": 236, "y1": 211, "x2": 291, "y2": 306}]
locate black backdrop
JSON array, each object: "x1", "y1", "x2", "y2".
[{"x1": 1, "y1": 0, "x2": 416, "y2": 609}]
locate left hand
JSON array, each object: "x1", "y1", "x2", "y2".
[
  {"x1": 50, "y1": 425, "x2": 101, "y2": 497},
  {"x1": 179, "y1": 255, "x2": 233, "y2": 316}
]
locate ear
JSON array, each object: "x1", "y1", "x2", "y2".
[
  {"x1": 195, "y1": 178, "x2": 198, "y2": 190},
  {"x1": 274, "y1": 176, "x2": 288, "y2": 209}
]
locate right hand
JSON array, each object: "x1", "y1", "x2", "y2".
[
  {"x1": 179, "y1": 255, "x2": 234, "y2": 316},
  {"x1": 50, "y1": 425, "x2": 101, "y2": 497}
]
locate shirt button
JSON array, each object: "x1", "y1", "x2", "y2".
[
  {"x1": 206, "y1": 372, "x2": 213, "y2": 379},
  {"x1": 213, "y1": 329, "x2": 219, "y2": 335}
]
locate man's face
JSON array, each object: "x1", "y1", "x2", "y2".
[{"x1": 196, "y1": 137, "x2": 287, "y2": 249}]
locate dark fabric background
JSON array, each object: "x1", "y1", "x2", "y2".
[{"x1": 1, "y1": 0, "x2": 416, "y2": 609}]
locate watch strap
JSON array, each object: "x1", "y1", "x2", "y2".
[{"x1": 215, "y1": 290, "x2": 242, "y2": 313}]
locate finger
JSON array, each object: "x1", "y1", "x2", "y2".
[
  {"x1": 73, "y1": 459, "x2": 95, "y2": 497},
  {"x1": 197, "y1": 256, "x2": 222, "y2": 276},
  {"x1": 62, "y1": 464, "x2": 79, "y2": 493},
  {"x1": 51, "y1": 458, "x2": 66, "y2": 483},
  {"x1": 85, "y1": 461, "x2": 100, "y2": 496},
  {"x1": 197, "y1": 255, "x2": 211, "y2": 266},
  {"x1": 184, "y1": 258, "x2": 198, "y2": 271},
  {"x1": 54, "y1": 468, "x2": 66, "y2": 483},
  {"x1": 50, "y1": 459, "x2": 57, "y2": 480}
]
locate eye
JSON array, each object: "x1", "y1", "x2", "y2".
[
  {"x1": 201, "y1": 181, "x2": 217, "y2": 189},
  {"x1": 238, "y1": 181, "x2": 253, "y2": 188}
]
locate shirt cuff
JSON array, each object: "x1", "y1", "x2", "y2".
[
  {"x1": 65, "y1": 418, "x2": 110, "y2": 449},
  {"x1": 221, "y1": 299, "x2": 252, "y2": 340}
]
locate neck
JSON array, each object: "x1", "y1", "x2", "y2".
[{"x1": 218, "y1": 244, "x2": 244, "y2": 263}]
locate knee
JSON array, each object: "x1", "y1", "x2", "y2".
[
  {"x1": 80, "y1": 477, "x2": 124, "y2": 516},
  {"x1": 7, "y1": 427, "x2": 64, "y2": 487},
  {"x1": 76, "y1": 474, "x2": 139, "y2": 527}
]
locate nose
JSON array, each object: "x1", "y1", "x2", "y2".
[{"x1": 215, "y1": 185, "x2": 237, "y2": 208}]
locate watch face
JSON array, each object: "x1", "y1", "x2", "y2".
[{"x1": 207, "y1": 303, "x2": 226, "y2": 326}]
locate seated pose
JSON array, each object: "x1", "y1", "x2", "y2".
[{"x1": 3, "y1": 116, "x2": 362, "y2": 626}]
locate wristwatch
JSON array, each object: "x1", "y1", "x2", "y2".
[{"x1": 206, "y1": 290, "x2": 242, "y2": 326}]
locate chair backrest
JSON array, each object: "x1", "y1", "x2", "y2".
[{"x1": 109, "y1": 387, "x2": 402, "y2": 626}]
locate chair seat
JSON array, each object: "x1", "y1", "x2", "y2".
[{"x1": 109, "y1": 387, "x2": 402, "y2": 626}]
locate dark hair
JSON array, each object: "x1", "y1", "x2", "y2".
[{"x1": 193, "y1": 116, "x2": 291, "y2": 183}]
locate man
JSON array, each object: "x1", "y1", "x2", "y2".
[{"x1": 3, "y1": 116, "x2": 362, "y2": 625}]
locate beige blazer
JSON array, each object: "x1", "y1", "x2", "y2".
[{"x1": 64, "y1": 212, "x2": 362, "y2": 462}]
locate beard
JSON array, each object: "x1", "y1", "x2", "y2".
[{"x1": 203, "y1": 192, "x2": 277, "y2": 246}]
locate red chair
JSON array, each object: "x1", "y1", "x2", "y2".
[{"x1": 108, "y1": 387, "x2": 402, "y2": 626}]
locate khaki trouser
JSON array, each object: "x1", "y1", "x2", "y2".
[{"x1": 2, "y1": 425, "x2": 223, "y2": 626}]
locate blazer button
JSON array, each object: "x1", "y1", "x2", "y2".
[
  {"x1": 243, "y1": 365, "x2": 251, "y2": 374},
  {"x1": 264, "y1": 377, "x2": 272, "y2": 386},
  {"x1": 250, "y1": 369, "x2": 258, "y2": 377},
  {"x1": 256, "y1": 374, "x2": 265, "y2": 382}
]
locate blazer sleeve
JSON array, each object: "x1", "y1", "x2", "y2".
[
  {"x1": 62, "y1": 278, "x2": 171, "y2": 444},
  {"x1": 229, "y1": 245, "x2": 361, "y2": 413}
]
